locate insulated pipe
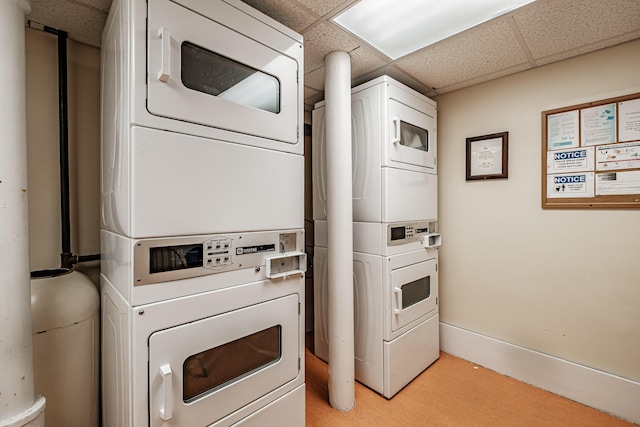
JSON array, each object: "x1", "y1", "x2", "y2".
[
  {"x1": 0, "y1": 0, "x2": 47, "y2": 426},
  {"x1": 324, "y1": 51, "x2": 355, "y2": 412}
]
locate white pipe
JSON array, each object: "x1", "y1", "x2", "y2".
[
  {"x1": 0, "y1": 0, "x2": 46, "y2": 426},
  {"x1": 324, "y1": 51, "x2": 355, "y2": 412}
]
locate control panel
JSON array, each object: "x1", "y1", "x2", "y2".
[
  {"x1": 134, "y1": 230, "x2": 305, "y2": 286},
  {"x1": 387, "y1": 221, "x2": 438, "y2": 246}
]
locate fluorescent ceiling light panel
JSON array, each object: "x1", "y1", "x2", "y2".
[{"x1": 333, "y1": 0, "x2": 536, "y2": 59}]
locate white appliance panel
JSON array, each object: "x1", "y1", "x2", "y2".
[
  {"x1": 382, "y1": 168, "x2": 437, "y2": 223},
  {"x1": 383, "y1": 313, "x2": 439, "y2": 398},
  {"x1": 221, "y1": 385, "x2": 305, "y2": 427},
  {"x1": 103, "y1": 126, "x2": 304, "y2": 238},
  {"x1": 147, "y1": 0, "x2": 300, "y2": 145},
  {"x1": 102, "y1": 0, "x2": 303, "y2": 154},
  {"x1": 148, "y1": 294, "x2": 299, "y2": 426},
  {"x1": 101, "y1": 229, "x2": 305, "y2": 306}
]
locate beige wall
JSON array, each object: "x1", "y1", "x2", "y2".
[
  {"x1": 25, "y1": 29, "x2": 101, "y2": 277},
  {"x1": 435, "y1": 39, "x2": 640, "y2": 382}
]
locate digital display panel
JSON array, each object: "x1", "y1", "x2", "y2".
[
  {"x1": 390, "y1": 227, "x2": 406, "y2": 241},
  {"x1": 149, "y1": 244, "x2": 203, "y2": 273}
]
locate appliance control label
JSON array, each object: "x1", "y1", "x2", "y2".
[{"x1": 236, "y1": 244, "x2": 276, "y2": 255}]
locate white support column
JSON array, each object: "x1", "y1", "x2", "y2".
[
  {"x1": 324, "y1": 51, "x2": 355, "y2": 412},
  {"x1": 0, "y1": 1, "x2": 46, "y2": 426}
]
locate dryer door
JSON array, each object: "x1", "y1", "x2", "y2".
[
  {"x1": 148, "y1": 294, "x2": 299, "y2": 426},
  {"x1": 388, "y1": 99, "x2": 436, "y2": 171},
  {"x1": 147, "y1": 0, "x2": 300, "y2": 146},
  {"x1": 390, "y1": 258, "x2": 438, "y2": 333}
]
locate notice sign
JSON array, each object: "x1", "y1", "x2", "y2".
[
  {"x1": 596, "y1": 171, "x2": 640, "y2": 196},
  {"x1": 596, "y1": 141, "x2": 640, "y2": 171},
  {"x1": 547, "y1": 147, "x2": 594, "y2": 173},
  {"x1": 547, "y1": 173, "x2": 594, "y2": 198}
]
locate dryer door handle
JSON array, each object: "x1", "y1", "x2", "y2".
[
  {"x1": 393, "y1": 286, "x2": 403, "y2": 314},
  {"x1": 159, "y1": 364, "x2": 173, "y2": 420},
  {"x1": 158, "y1": 27, "x2": 171, "y2": 82},
  {"x1": 391, "y1": 117, "x2": 401, "y2": 144}
]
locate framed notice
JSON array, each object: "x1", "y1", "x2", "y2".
[
  {"x1": 542, "y1": 93, "x2": 640, "y2": 209},
  {"x1": 466, "y1": 132, "x2": 508, "y2": 180}
]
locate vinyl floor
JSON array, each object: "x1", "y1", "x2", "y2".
[{"x1": 304, "y1": 341, "x2": 636, "y2": 427}]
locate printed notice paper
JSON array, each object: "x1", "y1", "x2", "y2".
[
  {"x1": 619, "y1": 98, "x2": 640, "y2": 142},
  {"x1": 547, "y1": 173, "x2": 595, "y2": 198},
  {"x1": 547, "y1": 147, "x2": 594, "y2": 173},
  {"x1": 547, "y1": 110, "x2": 579, "y2": 150},
  {"x1": 596, "y1": 171, "x2": 640, "y2": 195},
  {"x1": 596, "y1": 141, "x2": 640, "y2": 171},
  {"x1": 581, "y1": 103, "x2": 616, "y2": 146}
]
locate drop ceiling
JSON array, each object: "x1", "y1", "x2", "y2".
[{"x1": 26, "y1": 0, "x2": 640, "y2": 110}]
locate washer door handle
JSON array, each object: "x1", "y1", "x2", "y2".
[
  {"x1": 391, "y1": 117, "x2": 401, "y2": 144},
  {"x1": 393, "y1": 286, "x2": 403, "y2": 314},
  {"x1": 158, "y1": 28, "x2": 171, "y2": 82},
  {"x1": 159, "y1": 364, "x2": 173, "y2": 420}
]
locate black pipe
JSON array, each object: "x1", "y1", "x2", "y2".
[
  {"x1": 44, "y1": 27, "x2": 74, "y2": 268},
  {"x1": 44, "y1": 26, "x2": 100, "y2": 268}
]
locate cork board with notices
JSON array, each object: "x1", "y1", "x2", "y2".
[{"x1": 542, "y1": 92, "x2": 640, "y2": 209}]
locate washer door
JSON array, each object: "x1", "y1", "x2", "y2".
[
  {"x1": 148, "y1": 294, "x2": 299, "y2": 426},
  {"x1": 388, "y1": 99, "x2": 436, "y2": 171},
  {"x1": 147, "y1": 0, "x2": 301, "y2": 146},
  {"x1": 390, "y1": 258, "x2": 438, "y2": 333}
]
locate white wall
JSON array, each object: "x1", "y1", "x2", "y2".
[
  {"x1": 25, "y1": 29, "x2": 101, "y2": 279},
  {"x1": 435, "y1": 39, "x2": 640, "y2": 383}
]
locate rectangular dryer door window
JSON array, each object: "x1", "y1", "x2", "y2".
[{"x1": 390, "y1": 258, "x2": 438, "y2": 333}]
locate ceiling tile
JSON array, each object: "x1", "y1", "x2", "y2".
[
  {"x1": 28, "y1": 0, "x2": 107, "y2": 47},
  {"x1": 395, "y1": 18, "x2": 529, "y2": 91},
  {"x1": 301, "y1": 22, "x2": 360, "y2": 72},
  {"x1": 534, "y1": 31, "x2": 640, "y2": 66},
  {"x1": 514, "y1": 0, "x2": 640, "y2": 62},
  {"x1": 349, "y1": 45, "x2": 389, "y2": 78},
  {"x1": 434, "y1": 63, "x2": 531, "y2": 94},
  {"x1": 295, "y1": 0, "x2": 355, "y2": 17},
  {"x1": 75, "y1": 0, "x2": 111, "y2": 12},
  {"x1": 240, "y1": 0, "x2": 317, "y2": 33}
]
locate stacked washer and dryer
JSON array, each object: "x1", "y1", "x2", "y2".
[
  {"x1": 100, "y1": 0, "x2": 306, "y2": 426},
  {"x1": 313, "y1": 75, "x2": 441, "y2": 398}
]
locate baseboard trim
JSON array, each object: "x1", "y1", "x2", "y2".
[{"x1": 440, "y1": 322, "x2": 640, "y2": 425}]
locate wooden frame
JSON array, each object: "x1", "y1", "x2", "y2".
[
  {"x1": 542, "y1": 93, "x2": 640, "y2": 209},
  {"x1": 466, "y1": 132, "x2": 509, "y2": 180}
]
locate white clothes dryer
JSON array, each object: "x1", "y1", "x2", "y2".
[
  {"x1": 312, "y1": 75, "x2": 437, "y2": 223},
  {"x1": 313, "y1": 220, "x2": 439, "y2": 398},
  {"x1": 102, "y1": 275, "x2": 305, "y2": 427},
  {"x1": 101, "y1": 0, "x2": 304, "y2": 238},
  {"x1": 101, "y1": 229, "x2": 306, "y2": 426},
  {"x1": 313, "y1": 244, "x2": 439, "y2": 398}
]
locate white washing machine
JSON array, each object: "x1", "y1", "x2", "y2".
[
  {"x1": 312, "y1": 75, "x2": 437, "y2": 223},
  {"x1": 313, "y1": 221, "x2": 439, "y2": 398},
  {"x1": 101, "y1": 0, "x2": 304, "y2": 238},
  {"x1": 101, "y1": 229, "x2": 306, "y2": 426}
]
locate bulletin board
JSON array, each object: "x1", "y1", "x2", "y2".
[{"x1": 542, "y1": 93, "x2": 640, "y2": 209}]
